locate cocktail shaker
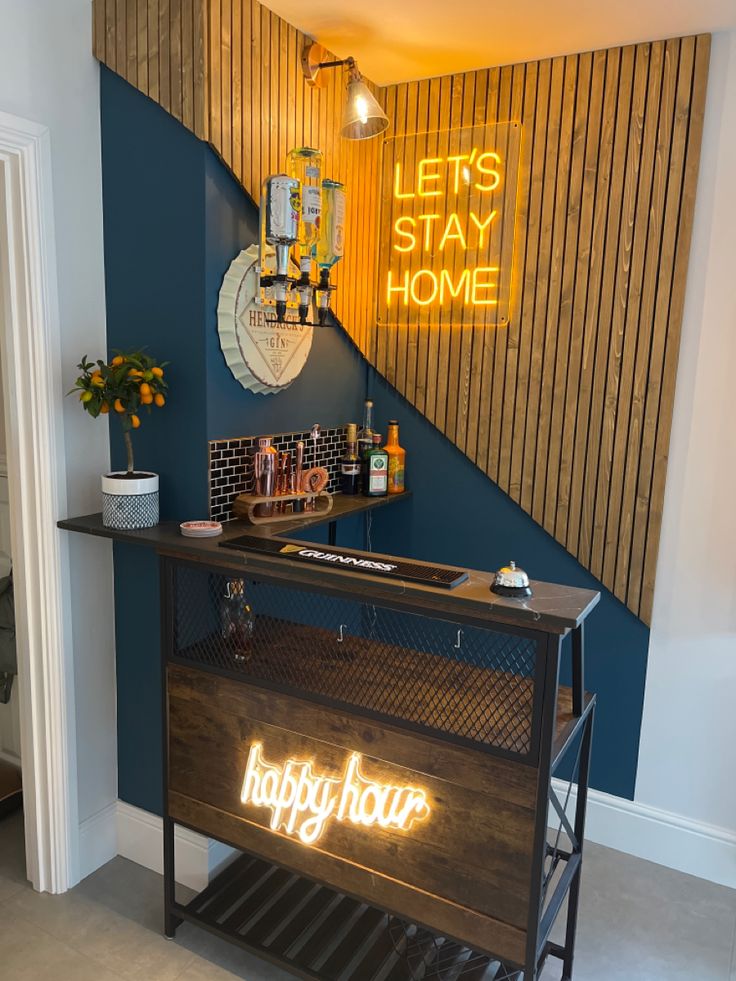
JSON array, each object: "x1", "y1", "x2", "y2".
[
  {"x1": 293, "y1": 440, "x2": 305, "y2": 513},
  {"x1": 253, "y1": 437, "x2": 277, "y2": 517}
]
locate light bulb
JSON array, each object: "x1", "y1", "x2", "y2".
[{"x1": 355, "y1": 94, "x2": 369, "y2": 126}]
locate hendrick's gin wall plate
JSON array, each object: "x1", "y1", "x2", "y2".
[{"x1": 217, "y1": 245, "x2": 314, "y2": 395}]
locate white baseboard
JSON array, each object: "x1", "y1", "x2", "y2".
[
  {"x1": 78, "y1": 801, "x2": 117, "y2": 882},
  {"x1": 77, "y1": 791, "x2": 735, "y2": 895},
  {"x1": 116, "y1": 801, "x2": 235, "y2": 892},
  {"x1": 551, "y1": 778, "x2": 736, "y2": 889}
]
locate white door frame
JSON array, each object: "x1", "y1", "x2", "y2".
[{"x1": 0, "y1": 110, "x2": 79, "y2": 893}]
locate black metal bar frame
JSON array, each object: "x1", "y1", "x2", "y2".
[
  {"x1": 160, "y1": 556, "x2": 182, "y2": 939},
  {"x1": 160, "y1": 553, "x2": 596, "y2": 980}
]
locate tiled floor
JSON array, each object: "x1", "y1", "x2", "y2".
[{"x1": 1, "y1": 808, "x2": 735, "y2": 980}]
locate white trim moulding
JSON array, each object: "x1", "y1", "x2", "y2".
[
  {"x1": 116, "y1": 801, "x2": 235, "y2": 893},
  {"x1": 0, "y1": 110, "x2": 78, "y2": 893},
  {"x1": 551, "y1": 778, "x2": 736, "y2": 890},
  {"x1": 111, "y1": 789, "x2": 736, "y2": 898}
]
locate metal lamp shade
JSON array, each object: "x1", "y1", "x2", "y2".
[{"x1": 341, "y1": 78, "x2": 389, "y2": 140}]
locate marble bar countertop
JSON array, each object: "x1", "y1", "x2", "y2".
[{"x1": 59, "y1": 494, "x2": 599, "y2": 636}]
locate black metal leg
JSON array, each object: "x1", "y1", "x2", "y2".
[
  {"x1": 328, "y1": 521, "x2": 337, "y2": 546},
  {"x1": 163, "y1": 815, "x2": 182, "y2": 937},
  {"x1": 160, "y1": 557, "x2": 182, "y2": 939},
  {"x1": 571, "y1": 624, "x2": 584, "y2": 716},
  {"x1": 560, "y1": 708, "x2": 594, "y2": 980}
]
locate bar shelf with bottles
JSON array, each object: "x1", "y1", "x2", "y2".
[{"x1": 258, "y1": 146, "x2": 345, "y2": 327}]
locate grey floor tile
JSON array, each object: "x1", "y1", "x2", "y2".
[
  {"x1": 3, "y1": 808, "x2": 736, "y2": 980},
  {"x1": 539, "y1": 842, "x2": 736, "y2": 981},
  {"x1": 0, "y1": 809, "x2": 29, "y2": 904},
  {"x1": 0, "y1": 809, "x2": 28, "y2": 881},
  {"x1": 0, "y1": 905, "x2": 125, "y2": 981},
  {"x1": 7, "y1": 878, "x2": 197, "y2": 981},
  {"x1": 173, "y1": 923, "x2": 296, "y2": 980}
]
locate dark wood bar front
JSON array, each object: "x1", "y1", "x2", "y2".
[{"x1": 61, "y1": 512, "x2": 599, "y2": 980}]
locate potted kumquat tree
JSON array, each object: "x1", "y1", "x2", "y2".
[{"x1": 70, "y1": 351, "x2": 169, "y2": 530}]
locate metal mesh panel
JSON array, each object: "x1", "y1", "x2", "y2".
[
  {"x1": 387, "y1": 919, "x2": 521, "y2": 980},
  {"x1": 171, "y1": 563, "x2": 538, "y2": 756}
]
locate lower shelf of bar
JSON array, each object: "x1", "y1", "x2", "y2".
[{"x1": 172, "y1": 851, "x2": 522, "y2": 981}]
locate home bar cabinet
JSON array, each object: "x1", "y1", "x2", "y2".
[{"x1": 59, "y1": 513, "x2": 598, "y2": 981}]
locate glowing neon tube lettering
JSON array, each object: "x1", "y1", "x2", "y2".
[{"x1": 240, "y1": 743, "x2": 431, "y2": 845}]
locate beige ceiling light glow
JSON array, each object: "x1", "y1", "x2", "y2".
[{"x1": 301, "y1": 41, "x2": 389, "y2": 141}]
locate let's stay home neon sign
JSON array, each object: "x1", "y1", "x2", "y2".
[
  {"x1": 240, "y1": 742, "x2": 431, "y2": 845},
  {"x1": 378, "y1": 120, "x2": 521, "y2": 327}
]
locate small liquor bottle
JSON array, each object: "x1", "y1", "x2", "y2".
[
  {"x1": 384, "y1": 420, "x2": 406, "y2": 494},
  {"x1": 364, "y1": 433, "x2": 388, "y2": 497},
  {"x1": 340, "y1": 423, "x2": 361, "y2": 495},
  {"x1": 357, "y1": 399, "x2": 374, "y2": 460}
]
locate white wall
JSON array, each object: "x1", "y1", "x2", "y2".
[
  {"x1": 0, "y1": 364, "x2": 5, "y2": 457},
  {"x1": 0, "y1": 0, "x2": 117, "y2": 874},
  {"x1": 637, "y1": 30, "x2": 736, "y2": 835}
]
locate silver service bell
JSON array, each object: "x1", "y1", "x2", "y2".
[{"x1": 491, "y1": 560, "x2": 532, "y2": 598}]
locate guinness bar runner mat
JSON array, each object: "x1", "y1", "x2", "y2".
[{"x1": 220, "y1": 535, "x2": 469, "y2": 589}]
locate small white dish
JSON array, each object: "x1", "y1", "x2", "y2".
[{"x1": 180, "y1": 520, "x2": 223, "y2": 538}]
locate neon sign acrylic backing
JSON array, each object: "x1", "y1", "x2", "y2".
[{"x1": 377, "y1": 121, "x2": 522, "y2": 331}]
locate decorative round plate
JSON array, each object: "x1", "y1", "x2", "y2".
[{"x1": 217, "y1": 244, "x2": 314, "y2": 395}]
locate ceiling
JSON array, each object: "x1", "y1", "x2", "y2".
[{"x1": 262, "y1": 0, "x2": 735, "y2": 84}]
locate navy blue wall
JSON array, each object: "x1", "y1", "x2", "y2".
[
  {"x1": 101, "y1": 68, "x2": 367, "y2": 813},
  {"x1": 365, "y1": 370, "x2": 649, "y2": 799},
  {"x1": 101, "y1": 67, "x2": 649, "y2": 813}
]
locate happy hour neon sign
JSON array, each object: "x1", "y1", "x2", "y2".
[
  {"x1": 240, "y1": 742, "x2": 431, "y2": 845},
  {"x1": 377, "y1": 121, "x2": 521, "y2": 328}
]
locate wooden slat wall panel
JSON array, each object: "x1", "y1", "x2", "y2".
[
  {"x1": 93, "y1": 0, "x2": 208, "y2": 138},
  {"x1": 91, "y1": 4, "x2": 709, "y2": 622},
  {"x1": 377, "y1": 37, "x2": 709, "y2": 623}
]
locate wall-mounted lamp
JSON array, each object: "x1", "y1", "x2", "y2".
[{"x1": 301, "y1": 41, "x2": 389, "y2": 141}]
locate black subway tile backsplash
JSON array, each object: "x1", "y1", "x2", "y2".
[{"x1": 208, "y1": 425, "x2": 348, "y2": 523}]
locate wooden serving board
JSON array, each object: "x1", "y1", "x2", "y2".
[{"x1": 232, "y1": 491, "x2": 333, "y2": 525}]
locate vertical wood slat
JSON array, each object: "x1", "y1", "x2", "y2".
[
  {"x1": 181, "y1": 0, "x2": 194, "y2": 130},
  {"x1": 637, "y1": 34, "x2": 710, "y2": 621},
  {"x1": 554, "y1": 49, "x2": 607, "y2": 543},
  {"x1": 543, "y1": 52, "x2": 591, "y2": 531},
  {"x1": 565, "y1": 47, "x2": 621, "y2": 557},
  {"x1": 588, "y1": 44, "x2": 650, "y2": 580},
  {"x1": 115, "y1": 0, "x2": 126, "y2": 78},
  {"x1": 493, "y1": 63, "x2": 526, "y2": 483},
  {"x1": 229, "y1": 0, "x2": 241, "y2": 180},
  {"x1": 452, "y1": 69, "x2": 478, "y2": 452},
  {"x1": 602, "y1": 41, "x2": 665, "y2": 591},
  {"x1": 486, "y1": 65, "x2": 516, "y2": 481},
  {"x1": 508, "y1": 59, "x2": 550, "y2": 503},
  {"x1": 619, "y1": 37, "x2": 679, "y2": 612},
  {"x1": 137, "y1": 0, "x2": 149, "y2": 93},
  {"x1": 578, "y1": 45, "x2": 636, "y2": 571},
  {"x1": 93, "y1": 0, "x2": 106, "y2": 62},
  {"x1": 170, "y1": 0, "x2": 183, "y2": 121},
  {"x1": 126, "y1": 0, "x2": 137, "y2": 85},
  {"x1": 521, "y1": 56, "x2": 565, "y2": 517},
  {"x1": 147, "y1": 0, "x2": 159, "y2": 103},
  {"x1": 91, "y1": 12, "x2": 710, "y2": 622}
]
